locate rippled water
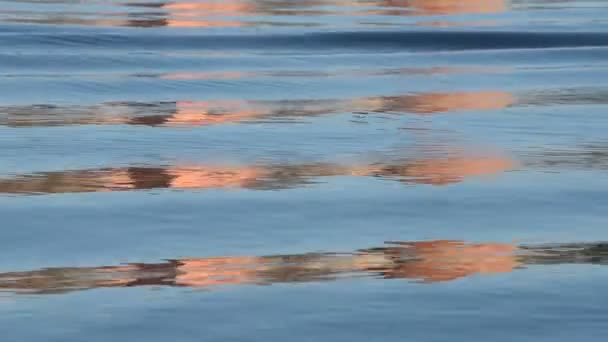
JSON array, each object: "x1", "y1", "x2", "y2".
[{"x1": 2, "y1": 0, "x2": 608, "y2": 341}]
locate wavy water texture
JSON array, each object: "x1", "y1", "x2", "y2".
[
  {"x1": 2, "y1": 1, "x2": 608, "y2": 341},
  {"x1": 1, "y1": 240, "x2": 608, "y2": 294},
  {"x1": 5, "y1": 87, "x2": 608, "y2": 127},
  {"x1": 5, "y1": 31, "x2": 608, "y2": 52},
  {"x1": 0, "y1": 153, "x2": 515, "y2": 194}
]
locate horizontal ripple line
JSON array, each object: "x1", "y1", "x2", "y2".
[
  {"x1": 0, "y1": 154, "x2": 515, "y2": 195},
  {"x1": 2, "y1": 87, "x2": 608, "y2": 128},
  {"x1": 1, "y1": 240, "x2": 607, "y2": 294},
  {"x1": 4, "y1": 31, "x2": 608, "y2": 51}
]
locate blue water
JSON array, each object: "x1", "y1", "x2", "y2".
[{"x1": 1, "y1": 0, "x2": 608, "y2": 340}]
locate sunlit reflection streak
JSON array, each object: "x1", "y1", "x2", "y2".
[
  {"x1": 7, "y1": 86, "x2": 607, "y2": 129},
  {"x1": 1, "y1": 240, "x2": 606, "y2": 294},
  {"x1": 353, "y1": 91, "x2": 514, "y2": 114},
  {"x1": 139, "y1": 0, "x2": 509, "y2": 17},
  {"x1": 0, "y1": 155, "x2": 515, "y2": 194},
  {"x1": 0, "y1": 90, "x2": 515, "y2": 128},
  {"x1": 2, "y1": 0, "x2": 508, "y2": 28},
  {"x1": 382, "y1": 0, "x2": 507, "y2": 15}
]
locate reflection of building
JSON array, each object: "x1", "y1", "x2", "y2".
[
  {"x1": 2, "y1": 240, "x2": 608, "y2": 294},
  {"x1": 0, "y1": 155, "x2": 514, "y2": 194}
]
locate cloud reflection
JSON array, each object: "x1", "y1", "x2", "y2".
[{"x1": 2, "y1": 240, "x2": 607, "y2": 294}]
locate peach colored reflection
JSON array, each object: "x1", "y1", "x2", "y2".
[
  {"x1": 0, "y1": 154, "x2": 515, "y2": 194},
  {"x1": 403, "y1": 91, "x2": 514, "y2": 114},
  {"x1": 353, "y1": 156, "x2": 515, "y2": 186},
  {"x1": 0, "y1": 240, "x2": 523, "y2": 294},
  {"x1": 165, "y1": 101, "x2": 265, "y2": 126},
  {"x1": 168, "y1": 166, "x2": 262, "y2": 189},
  {"x1": 381, "y1": 240, "x2": 520, "y2": 282},
  {"x1": 354, "y1": 91, "x2": 514, "y2": 114},
  {"x1": 164, "y1": 91, "x2": 515, "y2": 123},
  {"x1": 175, "y1": 257, "x2": 264, "y2": 287},
  {"x1": 164, "y1": 19, "x2": 242, "y2": 28},
  {"x1": 163, "y1": 2, "x2": 255, "y2": 13},
  {"x1": 3, "y1": 88, "x2": 515, "y2": 128},
  {"x1": 161, "y1": 1, "x2": 253, "y2": 28},
  {"x1": 382, "y1": 0, "x2": 507, "y2": 15}
]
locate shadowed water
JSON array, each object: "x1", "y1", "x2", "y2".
[{"x1": 2, "y1": 0, "x2": 608, "y2": 341}]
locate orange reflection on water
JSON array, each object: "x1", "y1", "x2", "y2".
[
  {"x1": 160, "y1": 1, "x2": 253, "y2": 28},
  {"x1": 6, "y1": 0, "x2": 509, "y2": 28},
  {"x1": 163, "y1": 19, "x2": 243, "y2": 28},
  {"x1": 380, "y1": 240, "x2": 520, "y2": 282},
  {"x1": 163, "y1": 2, "x2": 254, "y2": 13},
  {"x1": 355, "y1": 91, "x2": 514, "y2": 114},
  {"x1": 122, "y1": 90, "x2": 515, "y2": 125},
  {"x1": 2, "y1": 89, "x2": 514, "y2": 128},
  {"x1": 0, "y1": 154, "x2": 514, "y2": 195},
  {"x1": 172, "y1": 240, "x2": 521, "y2": 286},
  {"x1": 389, "y1": 0, "x2": 507, "y2": 15},
  {"x1": 10, "y1": 239, "x2": 608, "y2": 294},
  {"x1": 165, "y1": 101, "x2": 264, "y2": 126},
  {"x1": 363, "y1": 156, "x2": 516, "y2": 185},
  {"x1": 10, "y1": 239, "x2": 596, "y2": 294},
  {"x1": 407, "y1": 91, "x2": 514, "y2": 113},
  {"x1": 168, "y1": 165, "x2": 262, "y2": 189},
  {"x1": 175, "y1": 257, "x2": 264, "y2": 287}
]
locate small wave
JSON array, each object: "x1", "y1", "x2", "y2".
[{"x1": 6, "y1": 31, "x2": 608, "y2": 52}]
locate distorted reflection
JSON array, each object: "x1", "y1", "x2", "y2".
[
  {"x1": 8, "y1": 85, "x2": 607, "y2": 129},
  {"x1": 524, "y1": 144, "x2": 608, "y2": 170},
  {"x1": 2, "y1": 240, "x2": 607, "y2": 294},
  {"x1": 2, "y1": 0, "x2": 508, "y2": 28},
  {"x1": 388, "y1": 0, "x2": 507, "y2": 15},
  {"x1": 354, "y1": 91, "x2": 514, "y2": 114},
  {"x1": 0, "y1": 155, "x2": 514, "y2": 194},
  {"x1": 159, "y1": 65, "x2": 494, "y2": 80},
  {"x1": 158, "y1": 0, "x2": 508, "y2": 19},
  {"x1": 154, "y1": 1, "x2": 249, "y2": 28},
  {"x1": 1, "y1": 90, "x2": 514, "y2": 127},
  {"x1": 4, "y1": 1, "x2": 247, "y2": 28}
]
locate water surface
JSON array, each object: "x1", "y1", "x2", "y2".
[{"x1": 1, "y1": 0, "x2": 608, "y2": 341}]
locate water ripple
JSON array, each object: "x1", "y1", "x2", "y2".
[
  {"x1": 5, "y1": 31, "x2": 608, "y2": 52},
  {"x1": 1, "y1": 240, "x2": 607, "y2": 294}
]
